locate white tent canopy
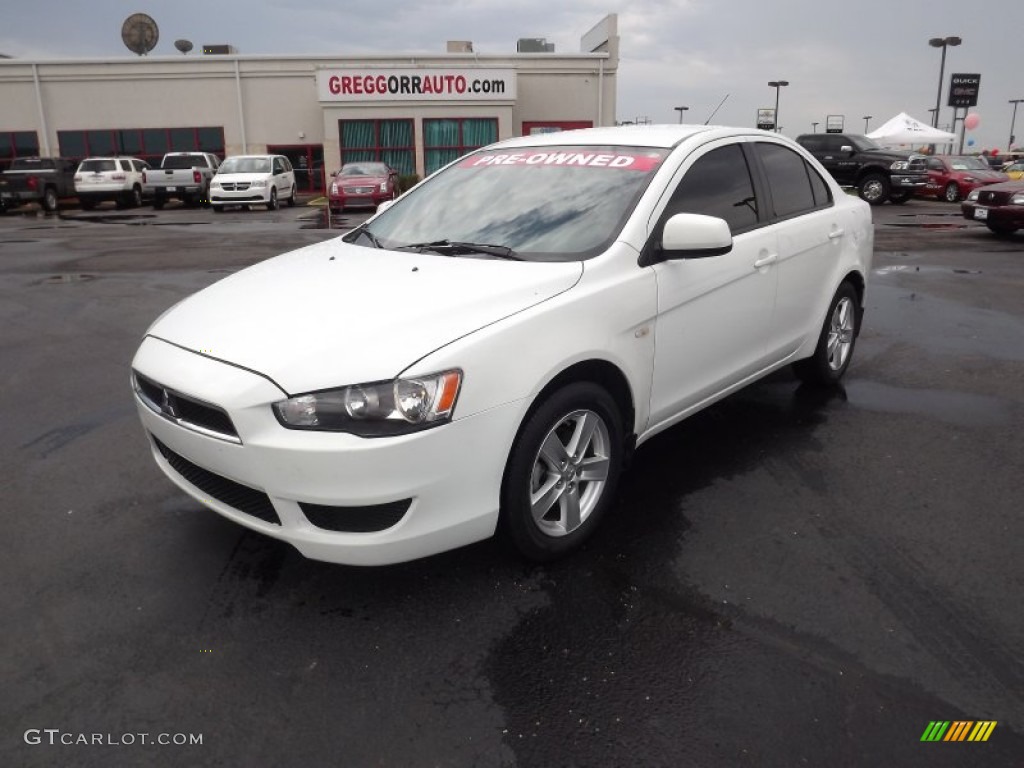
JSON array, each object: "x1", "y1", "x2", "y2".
[{"x1": 867, "y1": 112, "x2": 957, "y2": 146}]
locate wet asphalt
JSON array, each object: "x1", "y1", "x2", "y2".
[{"x1": 1, "y1": 199, "x2": 1022, "y2": 767}]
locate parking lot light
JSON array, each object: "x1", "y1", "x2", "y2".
[
  {"x1": 674, "y1": 106, "x2": 689, "y2": 124},
  {"x1": 929, "y1": 36, "x2": 962, "y2": 129},
  {"x1": 768, "y1": 81, "x2": 789, "y2": 133}
]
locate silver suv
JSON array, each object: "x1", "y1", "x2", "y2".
[{"x1": 74, "y1": 157, "x2": 151, "y2": 209}]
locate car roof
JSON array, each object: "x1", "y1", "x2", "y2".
[
  {"x1": 490, "y1": 124, "x2": 761, "y2": 151},
  {"x1": 223, "y1": 154, "x2": 282, "y2": 160}
]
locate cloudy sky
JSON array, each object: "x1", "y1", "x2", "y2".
[{"x1": 2, "y1": 0, "x2": 1022, "y2": 151}]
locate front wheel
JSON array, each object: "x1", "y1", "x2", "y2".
[
  {"x1": 943, "y1": 182, "x2": 961, "y2": 203},
  {"x1": 287, "y1": 186, "x2": 296, "y2": 207},
  {"x1": 267, "y1": 188, "x2": 278, "y2": 210},
  {"x1": 857, "y1": 173, "x2": 890, "y2": 206},
  {"x1": 793, "y1": 281, "x2": 860, "y2": 386},
  {"x1": 500, "y1": 382, "x2": 623, "y2": 561}
]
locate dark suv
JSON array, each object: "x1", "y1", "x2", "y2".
[{"x1": 796, "y1": 133, "x2": 928, "y2": 205}]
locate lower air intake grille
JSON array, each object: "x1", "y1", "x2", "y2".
[
  {"x1": 299, "y1": 499, "x2": 411, "y2": 532},
  {"x1": 152, "y1": 436, "x2": 280, "y2": 526}
]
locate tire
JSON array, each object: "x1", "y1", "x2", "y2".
[
  {"x1": 287, "y1": 186, "x2": 296, "y2": 207},
  {"x1": 857, "y1": 173, "x2": 890, "y2": 206},
  {"x1": 793, "y1": 281, "x2": 860, "y2": 386},
  {"x1": 986, "y1": 222, "x2": 1018, "y2": 235},
  {"x1": 42, "y1": 187, "x2": 59, "y2": 213},
  {"x1": 943, "y1": 182, "x2": 961, "y2": 203},
  {"x1": 152, "y1": 194, "x2": 165, "y2": 210},
  {"x1": 130, "y1": 185, "x2": 143, "y2": 208},
  {"x1": 888, "y1": 190, "x2": 912, "y2": 204},
  {"x1": 267, "y1": 188, "x2": 278, "y2": 210},
  {"x1": 500, "y1": 382, "x2": 623, "y2": 561},
  {"x1": 80, "y1": 199, "x2": 98, "y2": 211}
]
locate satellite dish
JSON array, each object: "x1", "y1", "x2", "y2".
[
  {"x1": 174, "y1": 39, "x2": 193, "y2": 55},
  {"x1": 121, "y1": 13, "x2": 159, "y2": 56}
]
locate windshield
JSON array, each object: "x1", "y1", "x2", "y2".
[
  {"x1": 162, "y1": 155, "x2": 208, "y2": 170},
  {"x1": 947, "y1": 156, "x2": 990, "y2": 171},
  {"x1": 849, "y1": 135, "x2": 883, "y2": 151},
  {"x1": 340, "y1": 163, "x2": 390, "y2": 177},
  {"x1": 361, "y1": 146, "x2": 668, "y2": 262},
  {"x1": 219, "y1": 157, "x2": 272, "y2": 174},
  {"x1": 79, "y1": 159, "x2": 117, "y2": 173}
]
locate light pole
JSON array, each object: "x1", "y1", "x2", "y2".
[
  {"x1": 674, "y1": 106, "x2": 689, "y2": 124},
  {"x1": 929, "y1": 36, "x2": 962, "y2": 129},
  {"x1": 1009, "y1": 99, "x2": 1024, "y2": 150},
  {"x1": 863, "y1": 115, "x2": 873, "y2": 133},
  {"x1": 812, "y1": 122, "x2": 819, "y2": 133},
  {"x1": 768, "y1": 80, "x2": 789, "y2": 133}
]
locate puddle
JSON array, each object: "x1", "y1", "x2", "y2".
[
  {"x1": 843, "y1": 380, "x2": 1010, "y2": 427},
  {"x1": 884, "y1": 222, "x2": 968, "y2": 230},
  {"x1": 36, "y1": 273, "x2": 98, "y2": 284},
  {"x1": 300, "y1": 210, "x2": 356, "y2": 230},
  {"x1": 63, "y1": 213, "x2": 209, "y2": 227},
  {"x1": 874, "y1": 265, "x2": 982, "y2": 275}
]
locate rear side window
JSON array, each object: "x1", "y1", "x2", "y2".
[
  {"x1": 80, "y1": 159, "x2": 117, "y2": 173},
  {"x1": 755, "y1": 143, "x2": 822, "y2": 218},
  {"x1": 662, "y1": 144, "x2": 759, "y2": 234}
]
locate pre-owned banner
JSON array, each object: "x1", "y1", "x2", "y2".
[{"x1": 317, "y1": 69, "x2": 517, "y2": 102}]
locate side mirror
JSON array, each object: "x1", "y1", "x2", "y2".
[
  {"x1": 840, "y1": 145, "x2": 854, "y2": 154},
  {"x1": 660, "y1": 213, "x2": 733, "y2": 259}
]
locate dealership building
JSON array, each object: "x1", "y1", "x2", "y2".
[{"x1": 0, "y1": 15, "x2": 618, "y2": 192}]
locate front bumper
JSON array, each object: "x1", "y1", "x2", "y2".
[
  {"x1": 131, "y1": 336, "x2": 521, "y2": 565},
  {"x1": 961, "y1": 202, "x2": 1024, "y2": 228},
  {"x1": 210, "y1": 188, "x2": 271, "y2": 205},
  {"x1": 890, "y1": 173, "x2": 928, "y2": 190}
]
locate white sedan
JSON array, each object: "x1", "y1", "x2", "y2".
[{"x1": 131, "y1": 125, "x2": 873, "y2": 565}]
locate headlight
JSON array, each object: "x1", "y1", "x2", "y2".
[
  {"x1": 890, "y1": 160, "x2": 909, "y2": 171},
  {"x1": 966, "y1": 189, "x2": 980, "y2": 201},
  {"x1": 379, "y1": 182, "x2": 388, "y2": 193},
  {"x1": 273, "y1": 370, "x2": 462, "y2": 436},
  {"x1": 331, "y1": 183, "x2": 338, "y2": 195},
  {"x1": 963, "y1": 176, "x2": 976, "y2": 183},
  {"x1": 1012, "y1": 193, "x2": 1024, "y2": 205},
  {"x1": 251, "y1": 179, "x2": 267, "y2": 188},
  {"x1": 211, "y1": 180, "x2": 221, "y2": 188}
]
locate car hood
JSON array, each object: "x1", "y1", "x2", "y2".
[
  {"x1": 148, "y1": 239, "x2": 583, "y2": 394},
  {"x1": 214, "y1": 172, "x2": 273, "y2": 183},
  {"x1": 951, "y1": 170, "x2": 1008, "y2": 182}
]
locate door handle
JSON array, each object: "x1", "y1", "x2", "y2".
[
  {"x1": 753, "y1": 253, "x2": 777, "y2": 269},
  {"x1": 828, "y1": 228, "x2": 845, "y2": 240}
]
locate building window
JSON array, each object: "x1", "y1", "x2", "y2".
[
  {"x1": 423, "y1": 118, "x2": 498, "y2": 176},
  {"x1": 0, "y1": 131, "x2": 40, "y2": 170},
  {"x1": 339, "y1": 119, "x2": 414, "y2": 176},
  {"x1": 56, "y1": 127, "x2": 224, "y2": 164}
]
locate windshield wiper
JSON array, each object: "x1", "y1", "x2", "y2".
[
  {"x1": 343, "y1": 224, "x2": 383, "y2": 249},
  {"x1": 395, "y1": 240, "x2": 522, "y2": 260}
]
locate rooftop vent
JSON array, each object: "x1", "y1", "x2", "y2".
[
  {"x1": 517, "y1": 38, "x2": 555, "y2": 53},
  {"x1": 202, "y1": 44, "x2": 237, "y2": 55},
  {"x1": 446, "y1": 40, "x2": 473, "y2": 53}
]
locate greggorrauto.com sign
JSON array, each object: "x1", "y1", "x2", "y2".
[{"x1": 317, "y1": 69, "x2": 517, "y2": 101}]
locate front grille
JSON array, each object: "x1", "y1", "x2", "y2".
[
  {"x1": 152, "y1": 436, "x2": 281, "y2": 525},
  {"x1": 133, "y1": 371, "x2": 239, "y2": 441},
  {"x1": 344, "y1": 186, "x2": 374, "y2": 195},
  {"x1": 220, "y1": 182, "x2": 251, "y2": 191},
  {"x1": 977, "y1": 189, "x2": 1014, "y2": 205},
  {"x1": 299, "y1": 499, "x2": 411, "y2": 532}
]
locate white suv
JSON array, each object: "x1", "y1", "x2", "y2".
[
  {"x1": 209, "y1": 155, "x2": 296, "y2": 211},
  {"x1": 74, "y1": 157, "x2": 150, "y2": 209}
]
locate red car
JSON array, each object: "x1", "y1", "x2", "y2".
[
  {"x1": 328, "y1": 162, "x2": 399, "y2": 213},
  {"x1": 921, "y1": 155, "x2": 1008, "y2": 202},
  {"x1": 961, "y1": 180, "x2": 1024, "y2": 235}
]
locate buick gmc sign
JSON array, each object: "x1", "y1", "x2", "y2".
[{"x1": 317, "y1": 69, "x2": 517, "y2": 101}]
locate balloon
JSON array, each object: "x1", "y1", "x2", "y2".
[
  {"x1": 967, "y1": 138, "x2": 975, "y2": 146},
  {"x1": 964, "y1": 113, "x2": 980, "y2": 130}
]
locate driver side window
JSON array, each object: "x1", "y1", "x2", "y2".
[{"x1": 662, "y1": 144, "x2": 759, "y2": 235}]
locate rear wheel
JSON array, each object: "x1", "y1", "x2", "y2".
[
  {"x1": 152, "y1": 194, "x2": 165, "y2": 210},
  {"x1": 267, "y1": 188, "x2": 278, "y2": 210},
  {"x1": 857, "y1": 173, "x2": 890, "y2": 206},
  {"x1": 943, "y1": 182, "x2": 961, "y2": 203},
  {"x1": 500, "y1": 382, "x2": 623, "y2": 561},
  {"x1": 793, "y1": 281, "x2": 860, "y2": 386},
  {"x1": 42, "y1": 187, "x2": 59, "y2": 213}
]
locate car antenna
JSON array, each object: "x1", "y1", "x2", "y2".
[{"x1": 704, "y1": 94, "x2": 729, "y2": 125}]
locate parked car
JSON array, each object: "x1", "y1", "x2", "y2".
[
  {"x1": 210, "y1": 154, "x2": 297, "y2": 212},
  {"x1": 961, "y1": 180, "x2": 1024, "y2": 235},
  {"x1": 131, "y1": 125, "x2": 873, "y2": 566},
  {"x1": 145, "y1": 152, "x2": 220, "y2": 209},
  {"x1": 0, "y1": 157, "x2": 77, "y2": 213},
  {"x1": 328, "y1": 162, "x2": 399, "y2": 213},
  {"x1": 74, "y1": 156, "x2": 151, "y2": 209},
  {"x1": 1003, "y1": 162, "x2": 1024, "y2": 181},
  {"x1": 920, "y1": 155, "x2": 1008, "y2": 202}
]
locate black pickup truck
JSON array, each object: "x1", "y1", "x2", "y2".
[
  {"x1": 0, "y1": 157, "x2": 78, "y2": 213},
  {"x1": 796, "y1": 133, "x2": 928, "y2": 206}
]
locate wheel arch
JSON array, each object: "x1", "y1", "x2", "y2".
[{"x1": 841, "y1": 269, "x2": 867, "y2": 336}]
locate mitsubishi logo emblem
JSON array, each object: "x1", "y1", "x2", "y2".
[{"x1": 160, "y1": 389, "x2": 178, "y2": 419}]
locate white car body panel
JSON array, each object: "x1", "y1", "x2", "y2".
[{"x1": 132, "y1": 125, "x2": 873, "y2": 565}]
